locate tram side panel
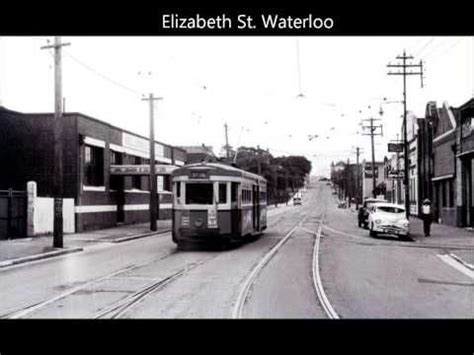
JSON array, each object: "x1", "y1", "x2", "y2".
[{"x1": 241, "y1": 204, "x2": 254, "y2": 236}]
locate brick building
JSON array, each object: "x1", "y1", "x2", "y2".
[
  {"x1": 0, "y1": 106, "x2": 187, "y2": 232},
  {"x1": 362, "y1": 160, "x2": 386, "y2": 199},
  {"x1": 427, "y1": 102, "x2": 458, "y2": 226},
  {"x1": 456, "y1": 98, "x2": 474, "y2": 228}
]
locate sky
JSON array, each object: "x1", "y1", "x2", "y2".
[{"x1": 1, "y1": 36, "x2": 473, "y2": 177}]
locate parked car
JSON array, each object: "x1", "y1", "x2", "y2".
[
  {"x1": 367, "y1": 203, "x2": 410, "y2": 239},
  {"x1": 293, "y1": 196, "x2": 302, "y2": 205},
  {"x1": 358, "y1": 198, "x2": 387, "y2": 228},
  {"x1": 338, "y1": 201, "x2": 347, "y2": 209}
]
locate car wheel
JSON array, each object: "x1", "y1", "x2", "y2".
[{"x1": 369, "y1": 225, "x2": 377, "y2": 238}]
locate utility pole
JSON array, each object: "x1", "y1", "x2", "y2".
[
  {"x1": 257, "y1": 145, "x2": 262, "y2": 175},
  {"x1": 353, "y1": 146, "x2": 363, "y2": 210},
  {"x1": 362, "y1": 118, "x2": 383, "y2": 198},
  {"x1": 273, "y1": 169, "x2": 277, "y2": 206},
  {"x1": 224, "y1": 123, "x2": 230, "y2": 160},
  {"x1": 41, "y1": 37, "x2": 70, "y2": 248},
  {"x1": 392, "y1": 133, "x2": 403, "y2": 204},
  {"x1": 387, "y1": 50, "x2": 424, "y2": 218},
  {"x1": 142, "y1": 94, "x2": 162, "y2": 232}
]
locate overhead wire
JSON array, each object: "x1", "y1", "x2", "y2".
[{"x1": 63, "y1": 49, "x2": 142, "y2": 96}]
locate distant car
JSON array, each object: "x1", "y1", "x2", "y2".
[
  {"x1": 368, "y1": 203, "x2": 410, "y2": 239},
  {"x1": 358, "y1": 198, "x2": 387, "y2": 228},
  {"x1": 293, "y1": 197, "x2": 302, "y2": 205},
  {"x1": 338, "y1": 201, "x2": 347, "y2": 209}
]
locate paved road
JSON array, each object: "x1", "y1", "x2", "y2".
[{"x1": 1, "y1": 182, "x2": 472, "y2": 318}]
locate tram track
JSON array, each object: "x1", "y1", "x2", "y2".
[
  {"x1": 233, "y1": 186, "x2": 339, "y2": 319},
  {"x1": 232, "y1": 215, "x2": 309, "y2": 318},
  {"x1": 2, "y1": 249, "x2": 178, "y2": 319},
  {"x1": 93, "y1": 258, "x2": 211, "y2": 319},
  {"x1": 311, "y1": 213, "x2": 339, "y2": 319}
]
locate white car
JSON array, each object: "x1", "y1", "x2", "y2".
[{"x1": 367, "y1": 203, "x2": 410, "y2": 239}]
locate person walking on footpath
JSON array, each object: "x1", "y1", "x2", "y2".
[{"x1": 422, "y1": 198, "x2": 432, "y2": 237}]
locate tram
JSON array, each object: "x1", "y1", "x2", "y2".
[{"x1": 171, "y1": 162, "x2": 267, "y2": 248}]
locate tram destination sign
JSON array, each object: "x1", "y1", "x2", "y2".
[
  {"x1": 388, "y1": 143, "x2": 403, "y2": 153},
  {"x1": 190, "y1": 171, "x2": 209, "y2": 179}
]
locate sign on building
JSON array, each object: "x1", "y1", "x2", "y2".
[
  {"x1": 388, "y1": 143, "x2": 403, "y2": 153},
  {"x1": 364, "y1": 166, "x2": 378, "y2": 178}
]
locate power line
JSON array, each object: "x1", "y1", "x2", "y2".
[
  {"x1": 63, "y1": 50, "x2": 142, "y2": 96},
  {"x1": 413, "y1": 37, "x2": 436, "y2": 57},
  {"x1": 426, "y1": 38, "x2": 466, "y2": 64},
  {"x1": 422, "y1": 38, "x2": 456, "y2": 59}
]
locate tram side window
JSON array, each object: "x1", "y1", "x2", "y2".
[
  {"x1": 231, "y1": 183, "x2": 238, "y2": 203},
  {"x1": 175, "y1": 182, "x2": 181, "y2": 203},
  {"x1": 185, "y1": 183, "x2": 213, "y2": 205},
  {"x1": 219, "y1": 183, "x2": 227, "y2": 204}
]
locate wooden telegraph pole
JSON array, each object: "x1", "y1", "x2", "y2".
[
  {"x1": 142, "y1": 94, "x2": 162, "y2": 232},
  {"x1": 41, "y1": 37, "x2": 70, "y2": 248},
  {"x1": 362, "y1": 118, "x2": 383, "y2": 198},
  {"x1": 387, "y1": 50, "x2": 424, "y2": 218}
]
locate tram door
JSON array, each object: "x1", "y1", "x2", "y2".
[
  {"x1": 253, "y1": 185, "x2": 260, "y2": 231},
  {"x1": 231, "y1": 182, "x2": 239, "y2": 235}
]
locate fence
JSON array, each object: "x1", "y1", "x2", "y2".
[{"x1": 0, "y1": 188, "x2": 27, "y2": 239}]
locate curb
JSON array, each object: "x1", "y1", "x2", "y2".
[
  {"x1": 111, "y1": 229, "x2": 171, "y2": 243},
  {"x1": 0, "y1": 247, "x2": 83, "y2": 269}
]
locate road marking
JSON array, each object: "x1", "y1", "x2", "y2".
[
  {"x1": 312, "y1": 218, "x2": 340, "y2": 319},
  {"x1": 232, "y1": 218, "x2": 306, "y2": 319},
  {"x1": 449, "y1": 253, "x2": 474, "y2": 271},
  {"x1": 437, "y1": 254, "x2": 474, "y2": 280}
]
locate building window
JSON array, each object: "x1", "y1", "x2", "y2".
[
  {"x1": 84, "y1": 145, "x2": 104, "y2": 186},
  {"x1": 163, "y1": 175, "x2": 171, "y2": 192},
  {"x1": 441, "y1": 181, "x2": 447, "y2": 208},
  {"x1": 110, "y1": 151, "x2": 122, "y2": 165},
  {"x1": 448, "y1": 179, "x2": 454, "y2": 207},
  {"x1": 218, "y1": 183, "x2": 227, "y2": 204},
  {"x1": 132, "y1": 156, "x2": 142, "y2": 189}
]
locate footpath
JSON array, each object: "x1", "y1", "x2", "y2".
[
  {"x1": 343, "y1": 203, "x2": 474, "y2": 270},
  {"x1": 0, "y1": 220, "x2": 171, "y2": 268}
]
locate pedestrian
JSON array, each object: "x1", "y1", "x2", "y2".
[{"x1": 422, "y1": 198, "x2": 432, "y2": 237}]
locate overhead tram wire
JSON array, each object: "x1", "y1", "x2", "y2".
[
  {"x1": 62, "y1": 50, "x2": 142, "y2": 97},
  {"x1": 412, "y1": 37, "x2": 436, "y2": 58},
  {"x1": 295, "y1": 38, "x2": 305, "y2": 98},
  {"x1": 421, "y1": 38, "x2": 458, "y2": 60}
]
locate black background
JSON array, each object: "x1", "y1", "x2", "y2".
[
  {"x1": 0, "y1": 4, "x2": 472, "y2": 355},
  {"x1": 1, "y1": 5, "x2": 473, "y2": 35}
]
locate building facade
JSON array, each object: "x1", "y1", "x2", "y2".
[
  {"x1": 428, "y1": 102, "x2": 458, "y2": 226},
  {"x1": 456, "y1": 98, "x2": 474, "y2": 228},
  {"x1": 362, "y1": 160, "x2": 386, "y2": 199},
  {"x1": 0, "y1": 107, "x2": 187, "y2": 232}
]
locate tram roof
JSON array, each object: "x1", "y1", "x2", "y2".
[{"x1": 172, "y1": 162, "x2": 266, "y2": 182}]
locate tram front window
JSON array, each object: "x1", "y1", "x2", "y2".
[{"x1": 185, "y1": 183, "x2": 213, "y2": 205}]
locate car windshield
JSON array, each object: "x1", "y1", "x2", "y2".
[
  {"x1": 365, "y1": 201, "x2": 385, "y2": 208},
  {"x1": 377, "y1": 206, "x2": 405, "y2": 214}
]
